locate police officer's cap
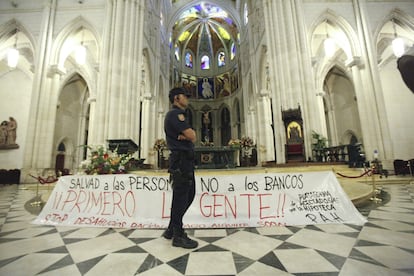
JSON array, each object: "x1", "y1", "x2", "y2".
[{"x1": 168, "y1": 87, "x2": 190, "y2": 102}]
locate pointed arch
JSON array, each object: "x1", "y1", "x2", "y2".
[
  {"x1": 0, "y1": 19, "x2": 36, "y2": 75},
  {"x1": 54, "y1": 72, "x2": 90, "y2": 170},
  {"x1": 309, "y1": 9, "x2": 361, "y2": 59},
  {"x1": 58, "y1": 71, "x2": 91, "y2": 103},
  {"x1": 54, "y1": 136, "x2": 75, "y2": 173},
  {"x1": 51, "y1": 16, "x2": 100, "y2": 69},
  {"x1": 375, "y1": 9, "x2": 414, "y2": 62},
  {"x1": 218, "y1": 103, "x2": 231, "y2": 146},
  {"x1": 0, "y1": 19, "x2": 36, "y2": 49},
  {"x1": 374, "y1": 8, "x2": 414, "y2": 39}
]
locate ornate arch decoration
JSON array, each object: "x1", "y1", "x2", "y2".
[
  {"x1": 51, "y1": 16, "x2": 100, "y2": 69},
  {"x1": 309, "y1": 9, "x2": 361, "y2": 59},
  {"x1": 0, "y1": 19, "x2": 36, "y2": 51},
  {"x1": 58, "y1": 70, "x2": 93, "y2": 101},
  {"x1": 0, "y1": 19, "x2": 36, "y2": 74},
  {"x1": 341, "y1": 129, "x2": 360, "y2": 145},
  {"x1": 311, "y1": 10, "x2": 359, "y2": 96},
  {"x1": 375, "y1": 9, "x2": 414, "y2": 84},
  {"x1": 167, "y1": 0, "x2": 242, "y2": 32},
  {"x1": 374, "y1": 8, "x2": 414, "y2": 43}
]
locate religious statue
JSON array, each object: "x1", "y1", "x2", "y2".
[
  {"x1": 287, "y1": 121, "x2": 303, "y2": 144},
  {"x1": 0, "y1": 121, "x2": 7, "y2": 145},
  {"x1": 0, "y1": 117, "x2": 19, "y2": 149},
  {"x1": 201, "y1": 111, "x2": 213, "y2": 144}
]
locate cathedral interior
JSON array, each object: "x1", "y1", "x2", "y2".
[
  {"x1": 0, "y1": 0, "x2": 413, "y2": 178},
  {"x1": 0, "y1": 1, "x2": 414, "y2": 275}
]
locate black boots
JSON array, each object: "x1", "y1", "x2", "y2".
[
  {"x1": 162, "y1": 228, "x2": 173, "y2": 240},
  {"x1": 162, "y1": 228, "x2": 198, "y2": 249},
  {"x1": 172, "y1": 232, "x2": 198, "y2": 249}
]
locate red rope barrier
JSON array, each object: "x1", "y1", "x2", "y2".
[
  {"x1": 29, "y1": 174, "x2": 58, "y2": 184},
  {"x1": 335, "y1": 169, "x2": 372, "y2": 178}
]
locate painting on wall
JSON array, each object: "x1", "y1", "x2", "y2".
[
  {"x1": 231, "y1": 66, "x2": 239, "y2": 93},
  {"x1": 215, "y1": 73, "x2": 231, "y2": 98},
  {"x1": 198, "y1": 77, "x2": 214, "y2": 99},
  {"x1": 181, "y1": 74, "x2": 197, "y2": 98}
]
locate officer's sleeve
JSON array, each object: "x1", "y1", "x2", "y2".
[{"x1": 173, "y1": 113, "x2": 192, "y2": 133}]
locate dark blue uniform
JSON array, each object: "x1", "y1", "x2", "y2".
[{"x1": 164, "y1": 105, "x2": 196, "y2": 237}]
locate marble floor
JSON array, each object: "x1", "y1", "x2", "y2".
[{"x1": 0, "y1": 181, "x2": 414, "y2": 276}]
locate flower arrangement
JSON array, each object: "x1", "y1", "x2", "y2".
[
  {"x1": 228, "y1": 138, "x2": 241, "y2": 148},
  {"x1": 240, "y1": 136, "x2": 255, "y2": 148},
  {"x1": 311, "y1": 130, "x2": 327, "y2": 150},
  {"x1": 79, "y1": 145, "x2": 132, "y2": 175},
  {"x1": 153, "y1": 138, "x2": 167, "y2": 152}
]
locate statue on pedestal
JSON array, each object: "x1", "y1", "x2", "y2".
[{"x1": 0, "y1": 117, "x2": 19, "y2": 149}]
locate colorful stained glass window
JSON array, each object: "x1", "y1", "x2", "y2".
[
  {"x1": 185, "y1": 52, "x2": 193, "y2": 68},
  {"x1": 175, "y1": 46, "x2": 180, "y2": 61},
  {"x1": 218, "y1": 52, "x2": 225, "y2": 67},
  {"x1": 201, "y1": 55, "x2": 210, "y2": 70}
]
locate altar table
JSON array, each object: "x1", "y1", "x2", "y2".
[{"x1": 194, "y1": 147, "x2": 237, "y2": 169}]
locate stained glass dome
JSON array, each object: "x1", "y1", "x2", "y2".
[{"x1": 172, "y1": 2, "x2": 239, "y2": 71}]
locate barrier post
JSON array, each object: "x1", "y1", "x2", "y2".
[
  {"x1": 29, "y1": 174, "x2": 45, "y2": 207},
  {"x1": 30, "y1": 180, "x2": 44, "y2": 207},
  {"x1": 408, "y1": 161, "x2": 414, "y2": 185},
  {"x1": 370, "y1": 165, "x2": 382, "y2": 203}
]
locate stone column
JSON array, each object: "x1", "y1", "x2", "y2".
[
  {"x1": 140, "y1": 93, "x2": 153, "y2": 164},
  {"x1": 347, "y1": 57, "x2": 382, "y2": 162},
  {"x1": 95, "y1": 0, "x2": 145, "y2": 144},
  {"x1": 257, "y1": 90, "x2": 276, "y2": 164},
  {"x1": 22, "y1": 0, "x2": 57, "y2": 179},
  {"x1": 351, "y1": 0, "x2": 393, "y2": 161},
  {"x1": 263, "y1": 0, "x2": 319, "y2": 162}
]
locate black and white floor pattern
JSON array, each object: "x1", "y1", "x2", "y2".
[{"x1": 0, "y1": 183, "x2": 413, "y2": 276}]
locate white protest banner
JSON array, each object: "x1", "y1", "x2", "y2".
[{"x1": 32, "y1": 171, "x2": 367, "y2": 228}]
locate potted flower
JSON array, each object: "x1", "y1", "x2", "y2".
[
  {"x1": 79, "y1": 145, "x2": 132, "y2": 174},
  {"x1": 240, "y1": 136, "x2": 256, "y2": 166},
  {"x1": 228, "y1": 138, "x2": 241, "y2": 149},
  {"x1": 311, "y1": 131, "x2": 327, "y2": 162},
  {"x1": 228, "y1": 138, "x2": 242, "y2": 166},
  {"x1": 240, "y1": 136, "x2": 254, "y2": 149}
]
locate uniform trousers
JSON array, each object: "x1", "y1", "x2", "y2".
[{"x1": 168, "y1": 172, "x2": 196, "y2": 236}]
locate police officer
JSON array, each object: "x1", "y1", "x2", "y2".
[{"x1": 163, "y1": 87, "x2": 198, "y2": 249}]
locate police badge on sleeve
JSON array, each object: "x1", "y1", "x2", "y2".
[{"x1": 178, "y1": 114, "x2": 185, "y2": 121}]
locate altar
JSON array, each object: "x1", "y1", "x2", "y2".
[{"x1": 194, "y1": 147, "x2": 237, "y2": 169}]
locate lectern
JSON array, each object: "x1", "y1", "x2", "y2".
[{"x1": 107, "y1": 139, "x2": 139, "y2": 155}]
